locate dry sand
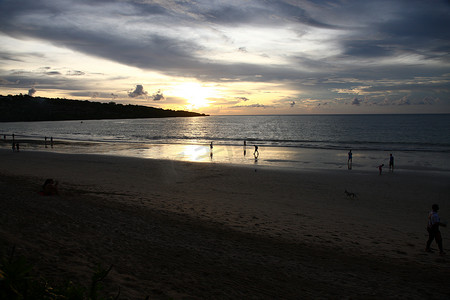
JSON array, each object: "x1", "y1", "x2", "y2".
[{"x1": 0, "y1": 149, "x2": 449, "y2": 299}]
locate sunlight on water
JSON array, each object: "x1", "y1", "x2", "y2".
[{"x1": 1, "y1": 115, "x2": 449, "y2": 172}]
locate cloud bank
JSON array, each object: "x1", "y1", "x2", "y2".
[{"x1": 0, "y1": 0, "x2": 449, "y2": 113}]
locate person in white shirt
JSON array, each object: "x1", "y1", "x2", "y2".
[{"x1": 426, "y1": 204, "x2": 446, "y2": 255}]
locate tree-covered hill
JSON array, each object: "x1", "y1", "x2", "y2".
[{"x1": 0, "y1": 94, "x2": 208, "y2": 122}]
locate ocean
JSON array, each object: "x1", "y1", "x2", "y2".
[{"x1": 1, "y1": 114, "x2": 449, "y2": 172}]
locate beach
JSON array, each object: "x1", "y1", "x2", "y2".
[{"x1": 1, "y1": 149, "x2": 449, "y2": 299}]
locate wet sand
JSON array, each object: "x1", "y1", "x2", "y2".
[{"x1": 0, "y1": 149, "x2": 449, "y2": 299}]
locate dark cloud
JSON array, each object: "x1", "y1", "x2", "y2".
[
  {"x1": 45, "y1": 71, "x2": 62, "y2": 76},
  {"x1": 339, "y1": 1, "x2": 450, "y2": 62},
  {"x1": 290, "y1": 101, "x2": 296, "y2": 108},
  {"x1": 418, "y1": 96, "x2": 438, "y2": 105},
  {"x1": 397, "y1": 96, "x2": 411, "y2": 106},
  {"x1": 67, "y1": 70, "x2": 85, "y2": 76},
  {"x1": 0, "y1": 0, "x2": 448, "y2": 112},
  {"x1": 352, "y1": 98, "x2": 361, "y2": 106},
  {"x1": 152, "y1": 90, "x2": 165, "y2": 101},
  {"x1": 232, "y1": 103, "x2": 269, "y2": 108},
  {"x1": 236, "y1": 96, "x2": 249, "y2": 101},
  {"x1": 28, "y1": 87, "x2": 36, "y2": 96},
  {"x1": 128, "y1": 85, "x2": 148, "y2": 98}
]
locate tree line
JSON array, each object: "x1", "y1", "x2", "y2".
[{"x1": 0, "y1": 94, "x2": 208, "y2": 122}]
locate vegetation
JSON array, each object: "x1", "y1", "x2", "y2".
[
  {"x1": 0, "y1": 94, "x2": 208, "y2": 122},
  {"x1": 0, "y1": 246, "x2": 123, "y2": 300}
]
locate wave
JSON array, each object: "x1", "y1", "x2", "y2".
[{"x1": 7, "y1": 133, "x2": 450, "y2": 153}]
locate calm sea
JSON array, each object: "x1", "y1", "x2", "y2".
[{"x1": 1, "y1": 114, "x2": 449, "y2": 172}]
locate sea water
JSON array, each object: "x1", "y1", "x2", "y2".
[{"x1": 1, "y1": 114, "x2": 449, "y2": 172}]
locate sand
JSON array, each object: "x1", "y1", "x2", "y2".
[{"x1": 0, "y1": 149, "x2": 449, "y2": 299}]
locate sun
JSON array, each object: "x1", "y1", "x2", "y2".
[{"x1": 173, "y1": 82, "x2": 215, "y2": 109}]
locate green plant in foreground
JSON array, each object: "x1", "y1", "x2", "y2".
[{"x1": 0, "y1": 246, "x2": 121, "y2": 299}]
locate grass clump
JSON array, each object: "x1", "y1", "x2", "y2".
[{"x1": 0, "y1": 246, "x2": 119, "y2": 300}]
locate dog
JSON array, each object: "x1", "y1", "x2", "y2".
[{"x1": 344, "y1": 189, "x2": 358, "y2": 199}]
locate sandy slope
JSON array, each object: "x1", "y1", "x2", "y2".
[{"x1": 0, "y1": 150, "x2": 449, "y2": 299}]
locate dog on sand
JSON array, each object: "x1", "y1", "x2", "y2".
[{"x1": 344, "y1": 189, "x2": 358, "y2": 199}]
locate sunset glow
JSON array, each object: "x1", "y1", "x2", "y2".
[{"x1": 0, "y1": 0, "x2": 449, "y2": 114}]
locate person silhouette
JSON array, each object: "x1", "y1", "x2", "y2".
[
  {"x1": 389, "y1": 153, "x2": 394, "y2": 172},
  {"x1": 347, "y1": 150, "x2": 353, "y2": 169},
  {"x1": 378, "y1": 164, "x2": 384, "y2": 175},
  {"x1": 426, "y1": 204, "x2": 446, "y2": 255},
  {"x1": 210, "y1": 142, "x2": 213, "y2": 159},
  {"x1": 253, "y1": 145, "x2": 259, "y2": 159}
]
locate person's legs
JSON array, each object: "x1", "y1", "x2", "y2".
[
  {"x1": 435, "y1": 231, "x2": 444, "y2": 253},
  {"x1": 426, "y1": 228, "x2": 435, "y2": 251}
]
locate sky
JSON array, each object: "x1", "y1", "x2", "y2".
[{"x1": 0, "y1": 0, "x2": 449, "y2": 115}]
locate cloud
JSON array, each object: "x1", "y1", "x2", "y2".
[
  {"x1": 418, "y1": 96, "x2": 438, "y2": 105},
  {"x1": 28, "y1": 87, "x2": 36, "y2": 96},
  {"x1": 236, "y1": 96, "x2": 249, "y2": 101},
  {"x1": 0, "y1": 0, "x2": 449, "y2": 113},
  {"x1": 152, "y1": 90, "x2": 165, "y2": 101},
  {"x1": 45, "y1": 71, "x2": 62, "y2": 76},
  {"x1": 397, "y1": 96, "x2": 410, "y2": 106},
  {"x1": 290, "y1": 101, "x2": 296, "y2": 108},
  {"x1": 232, "y1": 103, "x2": 269, "y2": 108},
  {"x1": 128, "y1": 85, "x2": 148, "y2": 98},
  {"x1": 352, "y1": 98, "x2": 361, "y2": 106},
  {"x1": 66, "y1": 70, "x2": 85, "y2": 76}
]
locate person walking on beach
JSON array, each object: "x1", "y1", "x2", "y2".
[
  {"x1": 389, "y1": 153, "x2": 394, "y2": 172},
  {"x1": 347, "y1": 150, "x2": 352, "y2": 169},
  {"x1": 426, "y1": 204, "x2": 446, "y2": 255},
  {"x1": 253, "y1": 145, "x2": 259, "y2": 159}
]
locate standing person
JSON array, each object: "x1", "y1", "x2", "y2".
[
  {"x1": 209, "y1": 142, "x2": 213, "y2": 159},
  {"x1": 389, "y1": 153, "x2": 394, "y2": 172},
  {"x1": 426, "y1": 204, "x2": 446, "y2": 255},
  {"x1": 347, "y1": 150, "x2": 353, "y2": 169},
  {"x1": 50, "y1": 137, "x2": 54, "y2": 148}
]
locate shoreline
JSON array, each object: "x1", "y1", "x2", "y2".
[
  {"x1": 1, "y1": 149, "x2": 450, "y2": 298},
  {"x1": 2, "y1": 138, "x2": 450, "y2": 174}
]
